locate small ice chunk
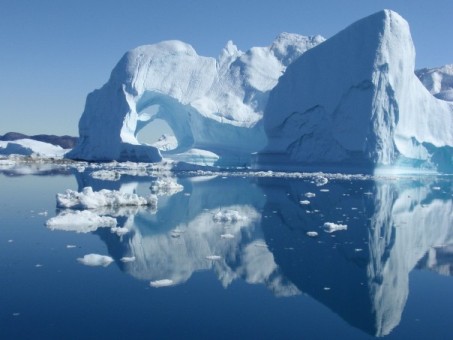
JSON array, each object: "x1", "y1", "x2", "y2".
[
  {"x1": 221, "y1": 233, "x2": 235, "y2": 239},
  {"x1": 206, "y1": 255, "x2": 222, "y2": 260},
  {"x1": 300, "y1": 200, "x2": 310, "y2": 205},
  {"x1": 77, "y1": 254, "x2": 114, "y2": 267},
  {"x1": 319, "y1": 189, "x2": 329, "y2": 192},
  {"x1": 323, "y1": 287, "x2": 331, "y2": 291},
  {"x1": 56, "y1": 186, "x2": 157, "y2": 209},
  {"x1": 120, "y1": 256, "x2": 136, "y2": 263},
  {"x1": 111, "y1": 227, "x2": 129, "y2": 236},
  {"x1": 305, "y1": 192, "x2": 316, "y2": 198},
  {"x1": 46, "y1": 210, "x2": 117, "y2": 233},
  {"x1": 66, "y1": 244, "x2": 77, "y2": 249},
  {"x1": 150, "y1": 279, "x2": 174, "y2": 288},
  {"x1": 314, "y1": 176, "x2": 329, "y2": 186},
  {"x1": 307, "y1": 231, "x2": 319, "y2": 237},
  {"x1": 37, "y1": 211, "x2": 48, "y2": 216},
  {"x1": 35, "y1": 264, "x2": 43, "y2": 268},
  {"x1": 90, "y1": 170, "x2": 121, "y2": 181},
  {"x1": 323, "y1": 222, "x2": 348, "y2": 233},
  {"x1": 150, "y1": 178, "x2": 184, "y2": 196}
]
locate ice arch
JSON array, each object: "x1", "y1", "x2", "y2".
[{"x1": 67, "y1": 35, "x2": 324, "y2": 164}]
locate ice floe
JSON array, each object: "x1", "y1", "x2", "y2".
[
  {"x1": 77, "y1": 254, "x2": 114, "y2": 267},
  {"x1": 90, "y1": 170, "x2": 121, "y2": 181},
  {"x1": 323, "y1": 222, "x2": 348, "y2": 233},
  {"x1": 46, "y1": 210, "x2": 117, "y2": 232},
  {"x1": 56, "y1": 186, "x2": 157, "y2": 209},
  {"x1": 150, "y1": 178, "x2": 184, "y2": 196}
]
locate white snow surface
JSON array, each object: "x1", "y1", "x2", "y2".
[
  {"x1": 262, "y1": 10, "x2": 453, "y2": 172},
  {"x1": 66, "y1": 34, "x2": 324, "y2": 163},
  {"x1": 0, "y1": 139, "x2": 65, "y2": 158},
  {"x1": 56, "y1": 186, "x2": 157, "y2": 209}
]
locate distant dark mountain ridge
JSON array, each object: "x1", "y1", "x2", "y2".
[{"x1": 0, "y1": 132, "x2": 78, "y2": 149}]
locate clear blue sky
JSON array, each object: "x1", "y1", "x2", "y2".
[{"x1": 0, "y1": 0, "x2": 452, "y2": 136}]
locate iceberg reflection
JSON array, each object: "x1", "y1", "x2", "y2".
[{"x1": 47, "y1": 171, "x2": 453, "y2": 337}]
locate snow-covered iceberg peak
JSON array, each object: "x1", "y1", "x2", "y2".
[
  {"x1": 67, "y1": 34, "x2": 323, "y2": 164},
  {"x1": 262, "y1": 10, "x2": 453, "y2": 172}
]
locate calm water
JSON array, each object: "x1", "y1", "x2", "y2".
[{"x1": 1, "y1": 165, "x2": 453, "y2": 339}]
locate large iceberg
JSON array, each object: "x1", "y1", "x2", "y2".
[
  {"x1": 67, "y1": 34, "x2": 324, "y2": 164},
  {"x1": 261, "y1": 10, "x2": 453, "y2": 172}
]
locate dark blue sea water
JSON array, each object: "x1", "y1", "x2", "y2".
[{"x1": 1, "y1": 166, "x2": 453, "y2": 339}]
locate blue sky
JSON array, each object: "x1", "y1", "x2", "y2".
[{"x1": 1, "y1": 0, "x2": 452, "y2": 136}]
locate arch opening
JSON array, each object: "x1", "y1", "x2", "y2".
[
  {"x1": 134, "y1": 92, "x2": 196, "y2": 154},
  {"x1": 136, "y1": 117, "x2": 177, "y2": 151}
]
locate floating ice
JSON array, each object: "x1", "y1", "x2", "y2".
[
  {"x1": 150, "y1": 279, "x2": 175, "y2": 288},
  {"x1": 314, "y1": 176, "x2": 329, "y2": 186},
  {"x1": 56, "y1": 187, "x2": 157, "y2": 209},
  {"x1": 90, "y1": 170, "x2": 121, "y2": 181},
  {"x1": 307, "y1": 231, "x2": 319, "y2": 237},
  {"x1": 323, "y1": 222, "x2": 348, "y2": 233},
  {"x1": 300, "y1": 200, "x2": 310, "y2": 205},
  {"x1": 0, "y1": 139, "x2": 65, "y2": 158},
  {"x1": 221, "y1": 233, "x2": 235, "y2": 239},
  {"x1": 305, "y1": 192, "x2": 316, "y2": 198},
  {"x1": 46, "y1": 210, "x2": 117, "y2": 233},
  {"x1": 77, "y1": 254, "x2": 114, "y2": 267},
  {"x1": 150, "y1": 178, "x2": 184, "y2": 196}
]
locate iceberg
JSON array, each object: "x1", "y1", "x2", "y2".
[
  {"x1": 261, "y1": 10, "x2": 453, "y2": 173},
  {"x1": 0, "y1": 139, "x2": 66, "y2": 158},
  {"x1": 66, "y1": 34, "x2": 324, "y2": 164}
]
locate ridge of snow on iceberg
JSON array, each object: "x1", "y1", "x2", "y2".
[
  {"x1": 67, "y1": 34, "x2": 324, "y2": 164},
  {"x1": 262, "y1": 10, "x2": 453, "y2": 172},
  {"x1": 56, "y1": 186, "x2": 157, "y2": 209}
]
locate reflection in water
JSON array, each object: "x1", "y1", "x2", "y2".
[{"x1": 50, "y1": 170, "x2": 453, "y2": 337}]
